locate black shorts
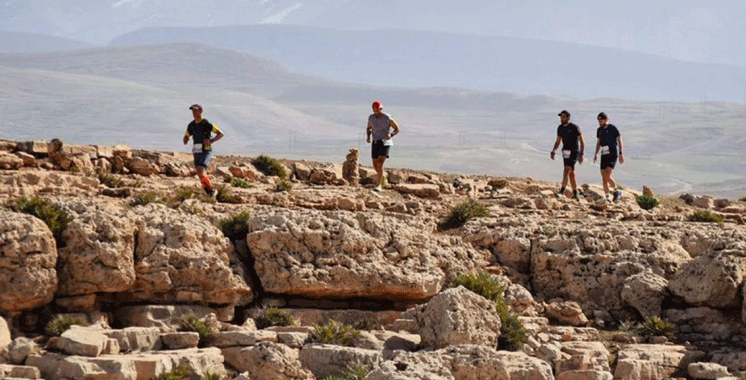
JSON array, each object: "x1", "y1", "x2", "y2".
[
  {"x1": 371, "y1": 140, "x2": 390, "y2": 159},
  {"x1": 193, "y1": 150, "x2": 214, "y2": 168},
  {"x1": 600, "y1": 155, "x2": 617, "y2": 170},
  {"x1": 562, "y1": 151, "x2": 579, "y2": 169}
]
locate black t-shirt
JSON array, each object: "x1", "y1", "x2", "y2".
[
  {"x1": 185, "y1": 119, "x2": 219, "y2": 151},
  {"x1": 597, "y1": 124, "x2": 621, "y2": 156},
  {"x1": 557, "y1": 123, "x2": 582, "y2": 152}
]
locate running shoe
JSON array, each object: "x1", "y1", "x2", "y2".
[
  {"x1": 605, "y1": 194, "x2": 612, "y2": 203},
  {"x1": 374, "y1": 184, "x2": 383, "y2": 192},
  {"x1": 613, "y1": 189, "x2": 622, "y2": 202}
]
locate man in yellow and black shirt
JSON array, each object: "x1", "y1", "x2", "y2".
[{"x1": 183, "y1": 104, "x2": 224, "y2": 197}]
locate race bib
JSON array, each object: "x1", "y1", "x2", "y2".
[
  {"x1": 562, "y1": 150, "x2": 571, "y2": 159},
  {"x1": 383, "y1": 139, "x2": 394, "y2": 147},
  {"x1": 192, "y1": 144, "x2": 203, "y2": 153},
  {"x1": 600, "y1": 146, "x2": 610, "y2": 155}
]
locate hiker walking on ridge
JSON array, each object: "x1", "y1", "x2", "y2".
[
  {"x1": 550, "y1": 110, "x2": 585, "y2": 200},
  {"x1": 366, "y1": 100, "x2": 400, "y2": 192},
  {"x1": 593, "y1": 112, "x2": 624, "y2": 202},
  {"x1": 183, "y1": 104, "x2": 224, "y2": 197}
]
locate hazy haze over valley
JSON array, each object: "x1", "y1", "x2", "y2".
[{"x1": 1, "y1": 2, "x2": 745, "y2": 197}]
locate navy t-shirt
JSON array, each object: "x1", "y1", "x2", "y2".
[
  {"x1": 557, "y1": 123, "x2": 582, "y2": 152},
  {"x1": 185, "y1": 119, "x2": 221, "y2": 151},
  {"x1": 596, "y1": 124, "x2": 621, "y2": 156}
]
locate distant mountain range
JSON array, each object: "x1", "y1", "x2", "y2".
[
  {"x1": 0, "y1": 30, "x2": 90, "y2": 53},
  {"x1": 109, "y1": 25, "x2": 746, "y2": 102}
]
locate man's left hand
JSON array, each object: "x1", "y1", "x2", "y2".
[{"x1": 578, "y1": 155, "x2": 584, "y2": 164}]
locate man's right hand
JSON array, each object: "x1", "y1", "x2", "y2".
[
  {"x1": 366, "y1": 137, "x2": 371, "y2": 143},
  {"x1": 550, "y1": 151, "x2": 555, "y2": 160},
  {"x1": 183, "y1": 136, "x2": 189, "y2": 145},
  {"x1": 593, "y1": 154, "x2": 598, "y2": 163}
]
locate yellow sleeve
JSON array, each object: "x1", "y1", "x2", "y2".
[
  {"x1": 212, "y1": 124, "x2": 223, "y2": 134},
  {"x1": 184, "y1": 128, "x2": 191, "y2": 138}
]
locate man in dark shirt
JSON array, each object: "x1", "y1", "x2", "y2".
[
  {"x1": 550, "y1": 110, "x2": 585, "y2": 199},
  {"x1": 183, "y1": 104, "x2": 224, "y2": 197},
  {"x1": 593, "y1": 112, "x2": 624, "y2": 202}
]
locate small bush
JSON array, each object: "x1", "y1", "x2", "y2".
[
  {"x1": 344, "y1": 362, "x2": 373, "y2": 380},
  {"x1": 179, "y1": 314, "x2": 215, "y2": 347},
  {"x1": 496, "y1": 302, "x2": 528, "y2": 351},
  {"x1": 215, "y1": 185, "x2": 241, "y2": 204},
  {"x1": 171, "y1": 186, "x2": 214, "y2": 205},
  {"x1": 130, "y1": 191, "x2": 163, "y2": 206},
  {"x1": 98, "y1": 173, "x2": 122, "y2": 188},
  {"x1": 438, "y1": 199, "x2": 490, "y2": 230},
  {"x1": 353, "y1": 318, "x2": 378, "y2": 331},
  {"x1": 6, "y1": 197, "x2": 72, "y2": 245},
  {"x1": 152, "y1": 365, "x2": 188, "y2": 380},
  {"x1": 635, "y1": 195, "x2": 660, "y2": 210},
  {"x1": 638, "y1": 316, "x2": 675, "y2": 339},
  {"x1": 255, "y1": 307, "x2": 295, "y2": 329},
  {"x1": 217, "y1": 210, "x2": 251, "y2": 241},
  {"x1": 308, "y1": 320, "x2": 360, "y2": 346},
  {"x1": 201, "y1": 372, "x2": 226, "y2": 380},
  {"x1": 275, "y1": 180, "x2": 293, "y2": 192},
  {"x1": 453, "y1": 271, "x2": 505, "y2": 302},
  {"x1": 688, "y1": 210, "x2": 724, "y2": 223},
  {"x1": 45, "y1": 315, "x2": 89, "y2": 337},
  {"x1": 230, "y1": 177, "x2": 253, "y2": 189},
  {"x1": 252, "y1": 155, "x2": 288, "y2": 179}
]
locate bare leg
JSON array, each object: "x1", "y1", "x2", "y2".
[
  {"x1": 606, "y1": 168, "x2": 616, "y2": 190},
  {"x1": 376, "y1": 157, "x2": 387, "y2": 186},
  {"x1": 197, "y1": 166, "x2": 213, "y2": 192},
  {"x1": 561, "y1": 166, "x2": 570, "y2": 189},
  {"x1": 601, "y1": 169, "x2": 612, "y2": 194},
  {"x1": 568, "y1": 167, "x2": 577, "y2": 191},
  {"x1": 373, "y1": 158, "x2": 383, "y2": 186}
]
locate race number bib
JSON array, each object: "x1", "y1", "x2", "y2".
[
  {"x1": 562, "y1": 150, "x2": 571, "y2": 159},
  {"x1": 384, "y1": 139, "x2": 394, "y2": 147},
  {"x1": 192, "y1": 144, "x2": 203, "y2": 153},
  {"x1": 600, "y1": 146, "x2": 610, "y2": 155}
]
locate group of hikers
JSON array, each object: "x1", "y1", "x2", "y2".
[{"x1": 182, "y1": 102, "x2": 622, "y2": 202}]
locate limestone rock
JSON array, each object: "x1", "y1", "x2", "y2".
[
  {"x1": 399, "y1": 286, "x2": 501, "y2": 349},
  {"x1": 556, "y1": 341, "x2": 610, "y2": 373},
  {"x1": 128, "y1": 205, "x2": 253, "y2": 305},
  {"x1": 222, "y1": 342, "x2": 314, "y2": 380},
  {"x1": 342, "y1": 148, "x2": 360, "y2": 185},
  {"x1": 710, "y1": 351, "x2": 746, "y2": 375},
  {"x1": 556, "y1": 370, "x2": 613, "y2": 380},
  {"x1": 0, "y1": 317, "x2": 9, "y2": 353},
  {"x1": 57, "y1": 202, "x2": 136, "y2": 297},
  {"x1": 688, "y1": 362, "x2": 731, "y2": 380},
  {"x1": 394, "y1": 183, "x2": 440, "y2": 198},
  {"x1": 614, "y1": 344, "x2": 705, "y2": 380},
  {"x1": 57, "y1": 326, "x2": 109, "y2": 357},
  {"x1": 7, "y1": 337, "x2": 39, "y2": 365},
  {"x1": 0, "y1": 364, "x2": 42, "y2": 379},
  {"x1": 545, "y1": 300, "x2": 589, "y2": 326},
  {"x1": 642, "y1": 186, "x2": 654, "y2": 197},
  {"x1": 293, "y1": 162, "x2": 311, "y2": 181},
  {"x1": 668, "y1": 251, "x2": 746, "y2": 308},
  {"x1": 161, "y1": 332, "x2": 200, "y2": 350},
  {"x1": 17, "y1": 141, "x2": 48, "y2": 156},
  {"x1": 126, "y1": 157, "x2": 160, "y2": 176},
  {"x1": 299, "y1": 344, "x2": 381, "y2": 379},
  {"x1": 0, "y1": 210, "x2": 58, "y2": 313},
  {"x1": 247, "y1": 208, "x2": 488, "y2": 301},
  {"x1": 14, "y1": 152, "x2": 37, "y2": 167},
  {"x1": 621, "y1": 270, "x2": 668, "y2": 318},
  {"x1": 102, "y1": 327, "x2": 162, "y2": 353},
  {"x1": 693, "y1": 195, "x2": 714, "y2": 209},
  {"x1": 210, "y1": 330, "x2": 278, "y2": 348},
  {"x1": 116, "y1": 305, "x2": 232, "y2": 330},
  {"x1": 0, "y1": 151, "x2": 23, "y2": 169}
]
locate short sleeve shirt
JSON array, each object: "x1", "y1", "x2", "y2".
[
  {"x1": 596, "y1": 124, "x2": 621, "y2": 156},
  {"x1": 185, "y1": 119, "x2": 222, "y2": 151},
  {"x1": 368, "y1": 113, "x2": 392, "y2": 143},
  {"x1": 557, "y1": 123, "x2": 582, "y2": 152}
]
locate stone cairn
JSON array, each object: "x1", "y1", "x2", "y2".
[{"x1": 342, "y1": 147, "x2": 360, "y2": 185}]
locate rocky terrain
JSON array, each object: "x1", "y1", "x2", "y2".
[{"x1": 1, "y1": 138, "x2": 746, "y2": 380}]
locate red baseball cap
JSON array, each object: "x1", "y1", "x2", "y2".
[{"x1": 372, "y1": 100, "x2": 382, "y2": 110}]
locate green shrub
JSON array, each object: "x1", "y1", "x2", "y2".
[
  {"x1": 344, "y1": 362, "x2": 373, "y2": 380},
  {"x1": 252, "y1": 155, "x2": 288, "y2": 179},
  {"x1": 688, "y1": 210, "x2": 724, "y2": 223},
  {"x1": 230, "y1": 177, "x2": 253, "y2": 189},
  {"x1": 308, "y1": 320, "x2": 360, "y2": 346},
  {"x1": 130, "y1": 191, "x2": 163, "y2": 206},
  {"x1": 638, "y1": 316, "x2": 675, "y2": 339},
  {"x1": 171, "y1": 186, "x2": 214, "y2": 205},
  {"x1": 217, "y1": 210, "x2": 251, "y2": 241},
  {"x1": 275, "y1": 180, "x2": 293, "y2": 192},
  {"x1": 255, "y1": 307, "x2": 295, "y2": 329},
  {"x1": 6, "y1": 197, "x2": 72, "y2": 245},
  {"x1": 215, "y1": 185, "x2": 241, "y2": 204},
  {"x1": 201, "y1": 372, "x2": 226, "y2": 380},
  {"x1": 438, "y1": 199, "x2": 490, "y2": 230},
  {"x1": 98, "y1": 173, "x2": 122, "y2": 188},
  {"x1": 45, "y1": 315, "x2": 89, "y2": 337},
  {"x1": 353, "y1": 318, "x2": 378, "y2": 331},
  {"x1": 635, "y1": 195, "x2": 660, "y2": 210},
  {"x1": 453, "y1": 271, "x2": 505, "y2": 302},
  {"x1": 179, "y1": 314, "x2": 215, "y2": 347},
  {"x1": 152, "y1": 365, "x2": 188, "y2": 380}
]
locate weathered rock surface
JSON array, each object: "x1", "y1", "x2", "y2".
[
  {"x1": 688, "y1": 362, "x2": 732, "y2": 379},
  {"x1": 0, "y1": 363, "x2": 41, "y2": 379},
  {"x1": 0, "y1": 210, "x2": 58, "y2": 313},
  {"x1": 57, "y1": 326, "x2": 109, "y2": 357},
  {"x1": 398, "y1": 286, "x2": 501, "y2": 349},
  {"x1": 222, "y1": 342, "x2": 314, "y2": 380},
  {"x1": 621, "y1": 270, "x2": 668, "y2": 318},
  {"x1": 0, "y1": 317, "x2": 10, "y2": 353},
  {"x1": 614, "y1": 344, "x2": 706, "y2": 380},
  {"x1": 668, "y1": 249, "x2": 746, "y2": 309},
  {"x1": 247, "y1": 208, "x2": 489, "y2": 301},
  {"x1": 299, "y1": 344, "x2": 381, "y2": 379}
]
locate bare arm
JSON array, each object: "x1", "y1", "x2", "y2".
[
  {"x1": 550, "y1": 135, "x2": 561, "y2": 159},
  {"x1": 578, "y1": 134, "x2": 586, "y2": 163},
  {"x1": 618, "y1": 135, "x2": 624, "y2": 164},
  {"x1": 211, "y1": 131, "x2": 224, "y2": 144},
  {"x1": 593, "y1": 138, "x2": 601, "y2": 162},
  {"x1": 183, "y1": 130, "x2": 190, "y2": 145},
  {"x1": 366, "y1": 122, "x2": 373, "y2": 142},
  {"x1": 388, "y1": 118, "x2": 400, "y2": 138}
]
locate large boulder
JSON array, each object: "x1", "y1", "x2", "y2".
[
  {"x1": 0, "y1": 210, "x2": 58, "y2": 313},
  {"x1": 56, "y1": 202, "x2": 136, "y2": 297},
  {"x1": 246, "y1": 208, "x2": 489, "y2": 301},
  {"x1": 299, "y1": 345, "x2": 381, "y2": 379},
  {"x1": 398, "y1": 286, "x2": 501, "y2": 349},
  {"x1": 125, "y1": 157, "x2": 160, "y2": 176},
  {"x1": 668, "y1": 249, "x2": 746, "y2": 308},
  {"x1": 0, "y1": 151, "x2": 24, "y2": 169},
  {"x1": 57, "y1": 326, "x2": 109, "y2": 357},
  {"x1": 126, "y1": 204, "x2": 253, "y2": 305},
  {"x1": 614, "y1": 344, "x2": 705, "y2": 380},
  {"x1": 621, "y1": 270, "x2": 668, "y2": 318},
  {"x1": 222, "y1": 342, "x2": 314, "y2": 380}
]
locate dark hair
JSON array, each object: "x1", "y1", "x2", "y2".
[{"x1": 597, "y1": 112, "x2": 608, "y2": 120}]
